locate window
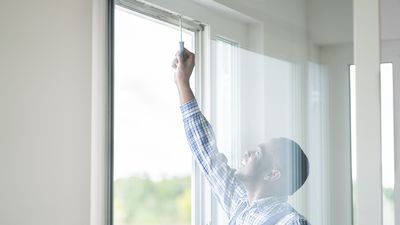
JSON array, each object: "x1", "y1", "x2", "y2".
[
  {"x1": 349, "y1": 63, "x2": 395, "y2": 225},
  {"x1": 213, "y1": 37, "x2": 240, "y2": 224},
  {"x1": 112, "y1": 3, "x2": 198, "y2": 225},
  {"x1": 349, "y1": 65, "x2": 357, "y2": 225},
  {"x1": 379, "y1": 63, "x2": 395, "y2": 225}
]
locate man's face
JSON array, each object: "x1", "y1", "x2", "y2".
[{"x1": 235, "y1": 141, "x2": 275, "y2": 182}]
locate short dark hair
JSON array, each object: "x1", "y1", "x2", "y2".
[{"x1": 271, "y1": 137, "x2": 309, "y2": 195}]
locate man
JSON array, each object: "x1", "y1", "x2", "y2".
[{"x1": 172, "y1": 49, "x2": 310, "y2": 225}]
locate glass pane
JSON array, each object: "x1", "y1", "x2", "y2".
[
  {"x1": 113, "y1": 6, "x2": 194, "y2": 225},
  {"x1": 349, "y1": 65, "x2": 357, "y2": 225},
  {"x1": 210, "y1": 2, "x2": 354, "y2": 225},
  {"x1": 380, "y1": 63, "x2": 395, "y2": 225},
  {"x1": 207, "y1": 1, "x2": 354, "y2": 224}
]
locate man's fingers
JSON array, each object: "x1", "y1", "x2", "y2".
[
  {"x1": 187, "y1": 52, "x2": 195, "y2": 63},
  {"x1": 173, "y1": 48, "x2": 195, "y2": 67},
  {"x1": 174, "y1": 51, "x2": 181, "y2": 63},
  {"x1": 171, "y1": 57, "x2": 178, "y2": 69},
  {"x1": 184, "y1": 49, "x2": 195, "y2": 65},
  {"x1": 184, "y1": 48, "x2": 194, "y2": 57},
  {"x1": 175, "y1": 50, "x2": 184, "y2": 63}
]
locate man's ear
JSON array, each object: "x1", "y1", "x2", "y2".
[{"x1": 264, "y1": 168, "x2": 281, "y2": 182}]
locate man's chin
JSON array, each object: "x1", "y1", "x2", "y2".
[{"x1": 234, "y1": 169, "x2": 257, "y2": 184}]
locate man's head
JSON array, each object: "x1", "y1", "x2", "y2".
[{"x1": 235, "y1": 137, "x2": 309, "y2": 196}]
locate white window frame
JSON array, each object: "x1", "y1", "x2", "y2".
[
  {"x1": 107, "y1": 1, "x2": 207, "y2": 225},
  {"x1": 91, "y1": 1, "x2": 256, "y2": 225},
  {"x1": 101, "y1": 0, "x2": 257, "y2": 223}
]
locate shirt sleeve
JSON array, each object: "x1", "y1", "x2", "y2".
[
  {"x1": 280, "y1": 214, "x2": 310, "y2": 225},
  {"x1": 180, "y1": 99, "x2": 247, "y2": 215}
]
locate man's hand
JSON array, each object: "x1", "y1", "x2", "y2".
[
  {"x1": 171, "y1": 48, "x2": 195, "y2": 104},
  {"x1": 171, "y1": 48, "x2": 195, "y2": 85}
]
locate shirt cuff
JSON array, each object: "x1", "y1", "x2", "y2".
[{"x1": 180, "y1": 99, "x2": 200, "y2": 119}]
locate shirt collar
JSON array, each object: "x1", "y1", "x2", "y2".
[{"x1": 251, "y1": 195, "x2": 288, "y2": 208}]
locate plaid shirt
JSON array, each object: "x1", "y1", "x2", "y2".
[{"x1": 180, "y1": 99, "x2": 310, "y2": 225}]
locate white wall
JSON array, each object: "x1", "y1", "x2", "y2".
[
  {"x1": 0, "y1": 1, "x2": 92, "y2": 225},
  {"x1": 215, "y1": 0, "x2": 309, "y2": 62},
  {"x1": 320, "y1": 43, "x2": 354, "y2": 225},
  {"x1": 306, "y1": 0, "x2": 353, "y2": 45}
]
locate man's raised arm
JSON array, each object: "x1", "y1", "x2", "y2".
[{"x1": 171, "y1": 49, "x2": 247, "y2": 216}]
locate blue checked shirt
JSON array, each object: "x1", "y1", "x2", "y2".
[{"x1": 180, "y1": 99, "x2": 310, "y2": 225}]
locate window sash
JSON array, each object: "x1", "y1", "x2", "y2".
[
  {"x1": 115, "y1": 0, "x2": 203, "y2": 32},
  {"x1": 108, "y1": 2, "x2": 205, "y2": 225}
]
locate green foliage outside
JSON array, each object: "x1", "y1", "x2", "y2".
[
  {"x1": 382, "y1": 187, "x2": 395, "y2": 225},
  {"x1": 114, "y1": 175, "x2": 191, "y2": 225}
]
